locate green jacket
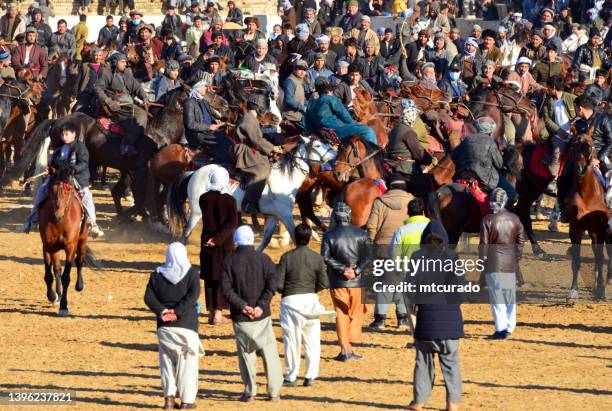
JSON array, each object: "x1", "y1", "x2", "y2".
[
  {"x1": 541, "y1": 92, "x2": 577, "y2": 138},
  {"x1": 276, "y1": 246, "x2": 329, "y2": 297},
  {"x1": 532, "y1": 60, "x2": 563, "y2": 86}
]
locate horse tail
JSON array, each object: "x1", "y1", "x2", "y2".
[
  {"x1": 0, "y1": 119, "x2": 55, "y2": 188},
  {"x1": 427, "y1": 189, "x2": 442, "y2": 222},
  {"x1": 83, "y1": 245, "x2": 102, "y2": 270},
  {"x1": 166, "y1": 171, "x2": 193, "y2": 239}
]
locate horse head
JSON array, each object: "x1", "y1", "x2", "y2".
[
  {"x1": 333, "y1": 136, "x2": 382, "y2": 183},
  {"x1": 570, "y1": 125, "x2": 595, "y2": 176},
  {"x1": 300, "y1": 136, "x2": 336, "y2": 166},
  {"x1": 49, "y1": 166, "x2": 76, "y2": 223},
  {"x1": 353, "y1": 89, "x2": 376, "y2": 122}
]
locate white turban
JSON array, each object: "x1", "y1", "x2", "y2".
[{"x1": 208, "y1": 166, "x2": 230, "y2": 194}]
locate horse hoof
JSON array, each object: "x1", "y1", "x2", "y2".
[
  {"x1": 46, "y1": 290, "x2": 57, "y2": 303},
  {"x1": 75, "y1": 282, "x2": 84, "y2": 292},
  {"x1": 58, "y1": 309, "x2": 69, "y2": 317},
  {"x1": 566, "y1": 289, "x2": 579, "y2": 303}
]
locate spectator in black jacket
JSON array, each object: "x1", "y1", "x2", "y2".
[
  {"x1": 161, "y1": 5, "x2": 183, "y2": 40},
  {"x1": 277, "y1": 224, "x2": 329, "y2": 387},
  {"x1": 221, "y1": 225, "x2": 283, "y2": 402},
  {"x1": 321, "y1": 202, "x2": 372, "y2": 361},
  {"x1": 27, "y1": 8, "x2": 52, "y2": 49},
  {"x1": 97, "y1": 15, "x2": 118, "y2": 48},
  {"x1": 408, "y1": 221, "x2": 464, "y2": 411},
  {"x1": 144, "y1": 242, "x2": 203, "y2": 410}
]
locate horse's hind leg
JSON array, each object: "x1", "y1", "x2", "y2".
[
  {"x1": 43, "y1": 250, "x2": 57, "y2": 303},
  {"x1": 111, "y1": 172, "x2": 129, "y2": 216},
  {"x1": 607, "y1": 242, "x2": 612, "y2": 286},
  {"x1": 591, "y1": 232, "x2": 606, "y2": 300}
]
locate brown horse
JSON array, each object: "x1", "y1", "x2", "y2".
[
  {"x1": 353, "y1": 89, "x2": 389, "y2": 147},
  {"x1": 334, "y1": 136, "x2": 385, "y2": 183},
  {"x1": 565, "y1": 129, "x2": 611, "y2": 302},
  {"x1": 39, "y1": 166, "x2": 89, "y2": 316},
  {"x1": 0, "y1": 76, "x2": 44, "y2": 178}
]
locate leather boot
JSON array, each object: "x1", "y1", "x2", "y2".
[{"x1": 369, "y1": 314, "x2": 386, "y2": 329}]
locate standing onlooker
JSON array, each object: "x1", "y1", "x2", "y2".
[
  {"x1": 226, "y1": 0, "x2": 243, "y2": 25},
  {"x1": 321, "y1": 202, "x2": 372, "y2": 361},
  {"x1": 145, "y1": 242, "x2": 203, "y2": 410},
  {"x1": 479, "y1": 188, "x2": 524, "y2": 339},
  {"x1": 389, "y1": 197, "x2": 431, "y2": 332},
  {"x1": 0, "y1": 4, "x2": 26, "y2": 43},
  {"x1": 72, "y1": 14, "x2": 88, "y2": 62},
  {"x1": 221, "y1": 225, "x2": 283, "y2": 402},
  {"x1": 366, "y1": 174, "x2": 414, "y2": 330},
  {"x1": 408, "y1": 221, "x2": 464, "y2": 411},
  {"x1": 199, "y1": 167, "x2": 238, "y2": 325},
  {"x1": 277, "y1": 224, "x2": 329, "y2": 387}
]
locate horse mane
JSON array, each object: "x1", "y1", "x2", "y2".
[
  {"x1": 276, "y1": 142, "x2": 304, "y2": 178},
  {"x1": 361, "y1": 138, "x2": 386, "y2": 177}
]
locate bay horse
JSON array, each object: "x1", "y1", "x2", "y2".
[
  {"x1": 564, "y1": 129, "x2": 611, "y2": 302},
  {"x1": 468, "y1": 86, "x2": 543, "y2": 145},
  {"x1": 0, "y1": 76, "x2": 45, "y2": 178},
  {"x1": 39, "y1": 166, "x2": 89, "y2": 316}
]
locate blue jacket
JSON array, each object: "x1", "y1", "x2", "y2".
[
  {"x1": 302, "y1": 93, "x2": 355, "y2": 132},
  {"x1": 161, "y1": 42, "x2": 183, "y2": 62},
  {"x1": 154, "y1": 75, "x2": 180, "y2": 102},
  {"x1": 183, "y1": 97, "x2": 214, "y2": 146},
  {"x1": 306, "y1": 67, "x2": 334, "y2": 90}
]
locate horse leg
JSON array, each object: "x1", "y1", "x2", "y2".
[
  {"x1": 516, "y1": 188, "x2": 547, "y2": 257},
  {"x1": 75, "y1": 241, "x2": 86, "y2": 292},
  {"x1": 182, "y1": 205, "x2": 201, "y2": 244},
  {"x1": 257, "y1": 216, "x2": 278, "y2": 252},
  {"x1": 52, "y1": 252, "x2": 62, "y2": 304},
  {"x1": 129, "y1": 167, "x2": 148, "y2": 217},
  {"x1": 279, "y1": 211, "x2": 296, "y2": 247},
  {"x1": 101, "y1": 166, "x2": 108, "y2": 186},
  {"x1": 43, "y1": 250, "x2": 57, "y2": 303},
  {"x1": 567, "y1": 225, "x2": 582, "y2": 302},
  {"x1": 111, "y1": 172, "x2": 128, "y2": 216},
  {"x1": 251, "y1": 214, "x2": 262, "y2": 232},
  {"x1": 608, "y1": 241, "x2": 612, "y2": 286},
  {"x1": 58, "y1": 260, "x2": 72, "y2": 317},
  {"x1": 590, "y1": 231, "x2": 606, "y2": 300}
]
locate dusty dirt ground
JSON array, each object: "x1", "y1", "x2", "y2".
[{"x1": 0, "y1": 180, "x2": 611, "y2": 411}]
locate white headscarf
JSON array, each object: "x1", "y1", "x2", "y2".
[
  {"x1": 156, "y1": 242, "x2": 192, "y2": 285},
  {"x1": 400, "y1": 98, "x2": 418, "y2": 127},
  {"x1": 233, "y1": 225, "x2": 255, "y2": 246},
  {"x1": 208, "y1": 166, "x2": 230, "y2": 194},
  {"x1": 189, "y1": 79, "x2": 209, "y2": 101}
]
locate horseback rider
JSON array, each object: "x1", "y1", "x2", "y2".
[
  {"x1": 302, "y1": 77, "x2": 378, "y2": 146},
  {"x1": 451, "y1": 116, "x2": 517, "y2": 206},
  {"x1": 574, "y1": 95, "x2": 612, "y2": 174},
  {"x1": 232, "y1": 93, "x2": 283, "y2": 214},
  {"x1": 541, "y1": 76, "x2": 577, "y2": 195},
  {"x1": 20, "y1": 123, "x2": 104, "y2": 238},
  {"x1": 73, "y1": 47, "x2": 106, "y2": 116},
  {"x1": 184, "y1": 80, "x2": 222, "y2": 151},
  {"x1": 386, "y1": 99, "x2": 436, "y2": 181},
  {"x1": 94, "y1": 52, "x2": 149, "y2": 157}
]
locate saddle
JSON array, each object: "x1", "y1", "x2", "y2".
[
  {"x1": 97, "y1": 117, "x2": 126, "y2": 136},
  {"x1": 529, "y1": 144, "x2": 567, "y2": 180},
  {"x1": 455, "y1": 171, "x2": 492, "y2": 216}
]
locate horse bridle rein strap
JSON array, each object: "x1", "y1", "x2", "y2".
[
  {"x1": 334, "y1": 144, "x2": 382, "y2": 171},
  {"x1": 0, "y1": 82, "x2": 32, "y2": 104}
]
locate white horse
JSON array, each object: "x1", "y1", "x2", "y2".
[{"x1": 166, "y1": 136, "x2": 336, "y2": 251}]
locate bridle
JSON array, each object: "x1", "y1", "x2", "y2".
[{"x1": 335, "y1": 139, "x2": 382, "y2": 175}]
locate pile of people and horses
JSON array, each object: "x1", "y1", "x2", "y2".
[{"x1": 0, "y1": 0, "x2": 610, "y2": 318}]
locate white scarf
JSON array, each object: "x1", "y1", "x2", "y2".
[
  {"x1": 156, "y1": 242, "x2": 192, "y2": 285},
  {"x1": 208, "y1": 166, "x2": 230, "y2": 194}
]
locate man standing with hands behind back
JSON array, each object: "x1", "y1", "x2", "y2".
[{"x1": 221, "y1": 225, "x2": 283, "y2": 403}]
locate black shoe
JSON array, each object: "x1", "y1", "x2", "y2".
[
  {"x1": 303, "y1": 378, "x2": 315, "y2": 387},
  {"x1": 559, "y1": 208, "x2": 569, "y2": 223},
  {"x1": 120, "y1": 143, "x2": 138, "y2": 157},
  {"x1": 283, "y1": 378, "x2": 297, "y2": 387},
  {"x1": 500, "y1": 330, "x2": 512, "y2": 339},
  {"x1": 334, "y1": 353, "x2": 351, "y2": 362},
  {"x1": 369, "y1": 315, "x2": 386, "y2": 330},
  {"x1": 488, "y1": 331, "x2": 505, "y2": 340}
]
